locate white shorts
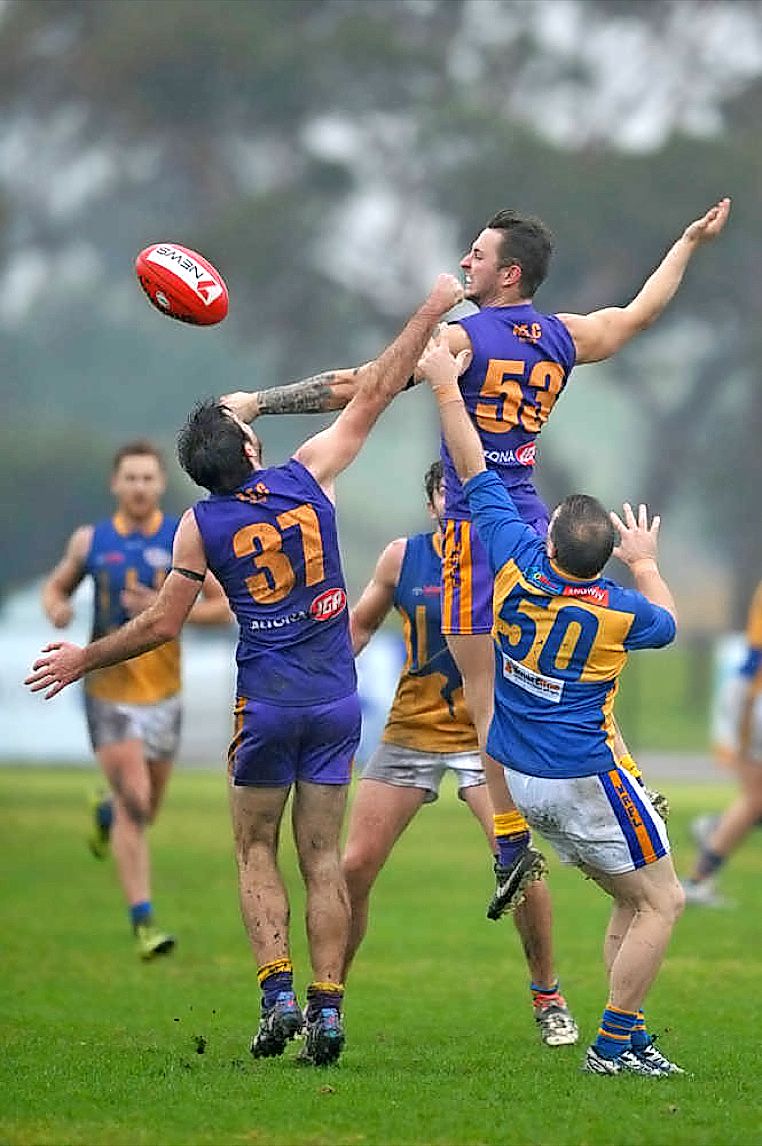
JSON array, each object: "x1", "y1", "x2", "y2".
[
  {"x1": 714, "y1": 674, "x2": 762, "y2": 762},
  {"x1": 362, "y1": 742, "x2": 484, "y2": 805},
  {"x1": 504, "y1": 764, "x2": 670, "y2": 876},
  {"x1": 84, "y1": 693, "x2": 182, "y2": 761}
]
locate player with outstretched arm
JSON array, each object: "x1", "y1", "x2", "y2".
[
  {"x1": 25, "y1": 273, "x2": 463, "y2": 1068},
  {"x1": 416, "y1": 329, "x2": 685, "y2": 1077}
]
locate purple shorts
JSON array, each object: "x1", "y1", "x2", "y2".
[
  {"x1": 442, "y1": 480, "x2": 549, "y2": 636},
  {"x1": 227, "y1": 692, "x2": 361, "y2": 788}
]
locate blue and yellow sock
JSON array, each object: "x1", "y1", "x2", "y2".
[
  {"x1": 494, "y1": 810, "x2": 530, "y2": 868},
  {"x1": 631, "y1": 1010, "x2": 650, "y2": 1051},
  {"x1": 258, "y1": 958, "x2": 294, "y2": 1009},
  {"x1": 306, "y1": 980, "x2": 344, "y2": 1020},
  {"x1": 594, "y1": 1004, "x2": 638, "y2": 1059},
  {"x1": 129, "y1": 901, "x2": 152, "y2": 931}
]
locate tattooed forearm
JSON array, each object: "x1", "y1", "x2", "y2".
[{"x1": 256, "y1": 371, "x2": 359, "y2": 416}]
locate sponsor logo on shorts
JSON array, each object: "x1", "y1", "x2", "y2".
[
  {"x1": 561, "y1": 583, "x2": 610, "y2": 606},
  {"x1": 501, "y1": 653, "x2": 563, "y2": 703},
  {"x1": 147, "y1": 245, "x2": 224, "y2": 306},
  {"x1": 482, "y1": 441, "x2": 536, "y2": 466},
  {"x1": 143, "y1": 547, "x2": 172, "y2": 569},
  {"x1": 310, "y1": 588, "x2": 347, "y2": 622}
]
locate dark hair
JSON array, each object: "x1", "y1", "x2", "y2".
[
  {"x1": 424, "y1": 460, "x2": 443, "y2": 505},
  {"x1": 485, "y1": 210, "x2": 553, "y2": 297},
  {"x1": 112, "y1": 439, "x2": 166, "y2": 473},
  {"x1": 177, "y1": 399, "x2": 256, "y2": 494},
  {"x1": 550, "y1": 494, "x2": 615, "y2": 579}
]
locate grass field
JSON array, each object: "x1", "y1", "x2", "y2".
[{"x1": 3, "y1": 766, "x2": 762, "y2": 1146}]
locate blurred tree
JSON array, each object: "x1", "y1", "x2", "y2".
[{"x1": 0, "y1": 0, "x2": 761, "y2": 617}]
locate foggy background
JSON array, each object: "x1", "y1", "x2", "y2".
[{"x1": 1, "y1": 0, "x2": 760, "y2": 763}]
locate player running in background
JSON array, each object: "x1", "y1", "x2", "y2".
[
  {"x1": 420, "y1": 330, "x2": 685, "y2": 1077},
  {"x1": 41, "y1": 440, "x2": 230, "y2": 960},
  {"x1": 342, "y1": 459, "x2": 578, "y2": 1047},
  {"x1": 683, "y1": 579, "x2": 762, "y2": 906},
  {"x1": 220, "y1": 199, "x2": 730, "y2": 916},
  {"x1": 27, "y1": 273, "x2": 464, "y2": 1067}
]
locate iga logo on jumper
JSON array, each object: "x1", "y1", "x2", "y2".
[
  {"x1": 146, "y1": 246, "x2": 224, "y2": 305},
  {"x1": 310, "y1": 588, "x2": 347, "y2": 622}
]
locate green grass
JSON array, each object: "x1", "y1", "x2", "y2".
[{"x1": 2, "y1": 766, "x2": 762, "y2": 1146}]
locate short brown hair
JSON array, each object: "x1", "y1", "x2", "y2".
[
  {"x1": 111, "y1": 440, "x2": 166, "y2": 474},
  {"x1": 485, "y1": 210, "x2": 553, "y2": 297}
]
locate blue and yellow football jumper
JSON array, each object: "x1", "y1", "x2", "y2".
[
  {"x1": 382, "y1": 531, "x2": 478, "y2": 754},
  {"x1": 83, "y1": 510, "x2": 180, "y2": 703},
  {"x1": 463, "y1": 472, "x2": 676, "y2": 779}
]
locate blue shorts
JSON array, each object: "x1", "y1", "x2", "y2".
[
  {"x1": 227, "y1": 692, "x2": 361, "y2": 788},
  {"x1": 442, "y1": 480, "x2": 549, "y2": 636}
]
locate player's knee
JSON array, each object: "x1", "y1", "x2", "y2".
[
  {"x1": 341, "y1": 845, "x2": 379, "y2": 895},
  {"x1": 120, "y1": 791, "x2": 151, "y2": 829},
  {"x1": 670, "y1": 879, "x2": 686, "y2": 922}
]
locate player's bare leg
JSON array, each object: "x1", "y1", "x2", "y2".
[
  {"x1": 582, "y1": 857, "x2": 685, "y2": 1075},
  {"x1": 98, "y1": 739, "x2": 174, "y2": 958},
  {"x1": 341, "y1": 779, "x2": 427, "y2": 978},
  {"x1": 685, "y1": 757, "x2": 762, "y2": 904},
  {"x1": 462, "y1": 783, "x2": 578, "y2": 1046},
  {"x1": 230, "y1": 783, "x2": 303, "y2": 1059},
  {"x1": 230, "y1": 783, "x2": 292, "y2": 966},
  {"x1": 98, "y1": 740, "x2": 152, "y2": 905},
  {"x1": 147, "y1": 757, "x2": 173, "y2": 822},
  {"x1": 292, "y1": 781, "x2": 350, "y2": 1064}
]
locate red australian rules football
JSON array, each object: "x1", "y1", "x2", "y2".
[{"x1": 135, "y1": 243, "x2": 229, "y2": 325}]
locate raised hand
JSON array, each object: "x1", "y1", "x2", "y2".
[
  {"x1": 610, "y1": 502, "x2": 661, "y2": 569},
  {"x1": 683, "y1": 197, "x2": 731, "y2": 246},
  {"x1": 427, "y1": 273, "x2": 465, "y2": 315},
  {"x1": 25, "y1": 642, "x2": 86, "y2": 699}
]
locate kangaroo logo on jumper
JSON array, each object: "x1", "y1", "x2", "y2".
[{"x1": 310, "y1": 588, "x2": 347, "y2": 622}]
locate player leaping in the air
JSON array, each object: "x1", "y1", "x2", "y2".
[{"x1": 221, "y1": 197, "x2": 730, "y2": 917}]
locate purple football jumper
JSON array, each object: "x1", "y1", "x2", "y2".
[
  {"x1": 441, "y1": 304, "x2": 576, "y2": 635},
  {"x1": 194, "y1": 458, "x2": 360, "y2": 786}
]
